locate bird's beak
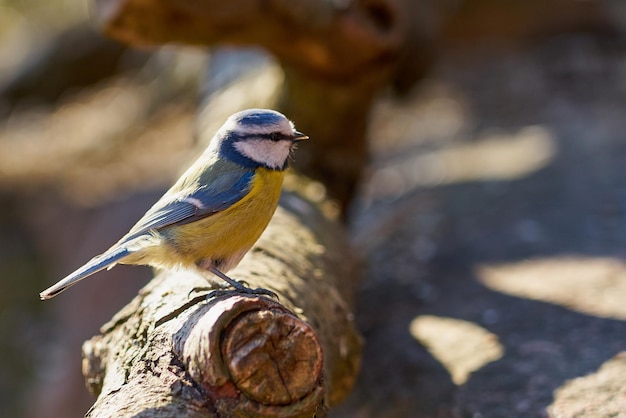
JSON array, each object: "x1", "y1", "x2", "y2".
[{"x1": 292, "y1": 130, "x2": 309, "y2": 141}]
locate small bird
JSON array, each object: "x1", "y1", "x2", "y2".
[{"x1": 40, "y1": 109, "x2": 308, "y2": 300}]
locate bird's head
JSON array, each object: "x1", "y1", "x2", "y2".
[{"x1": 214, "y1": 109, "x2": 309, "y2": 170}]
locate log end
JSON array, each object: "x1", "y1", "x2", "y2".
[
  {"x1": 180, "y1": 295, "x2": 325, "y2": 416},
  {"x1": 222, "y1": 307, "x2": 323, "y2": 405}
]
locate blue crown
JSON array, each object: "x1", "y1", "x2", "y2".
[{"x1": 234, "y1": 109, "x2": 285, "y2": 126}]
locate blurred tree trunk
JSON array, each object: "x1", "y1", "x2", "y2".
[
  {"x1": 81, "y1": 192, "x2": 362, "y2": 417},
  {"x1": 92, "y1": 0, "x2": 443, "y2": 212}
]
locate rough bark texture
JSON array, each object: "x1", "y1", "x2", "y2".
[{"x1": 82, "y1": 191, "x2": 362, "y2": 417}]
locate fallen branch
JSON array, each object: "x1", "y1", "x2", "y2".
[{"x1": 82, "y1": 191, "x2": 362, "y2": 417}]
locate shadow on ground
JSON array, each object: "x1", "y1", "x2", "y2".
[{"x1": 334, "y1": 33, "x2": 626, "y2": 417}]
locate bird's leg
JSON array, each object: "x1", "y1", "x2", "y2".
[
  {"x1": 209, "y1": 266, "x2": 249, "y2": 290},
  {"x1": 187, "y1": 261, "x2": 230, "y2": 298}
]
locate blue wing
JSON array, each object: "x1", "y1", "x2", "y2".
[{"x1": 121, "y1": 169, "x2": 254, "y2": 243}]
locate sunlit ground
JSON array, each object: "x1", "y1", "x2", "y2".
[
  {"x1": 410, "y1": 315, "x2": 503, "y2": 384},
  {"x1": 410, "y1": 256, "x2": 626, "y2": 385},
  {"x1": 477, "y1": 257, "x2": 626, "y2": 321},
  {"x1": 363, "y1": 83, "x2": 557, "y2": 203},
  {"x1": 371, "y1": 93, "x2": 626, "y2": 386},
  {"x1": 344, "y1": 48, "x2": 626, "y2": 415}
]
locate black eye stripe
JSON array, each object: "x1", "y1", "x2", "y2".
[{"x1": 238, "y1": 132, "x2": 289, "y2": 142}]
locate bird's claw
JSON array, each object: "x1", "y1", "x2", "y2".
[
  {"x1": 188, "y1": 286, "x2": 211, "y2": 299},
  {"x1": 205, "y1": 287, "x2": 279, "y2": 301}
]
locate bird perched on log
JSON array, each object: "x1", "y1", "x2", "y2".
[{"x1": 40, "y1": 109, "x2": 308, "y2": 300}]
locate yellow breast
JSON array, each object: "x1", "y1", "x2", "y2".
[{"x1": 162, "y1": 168, "x2": 285, "y2": 271}]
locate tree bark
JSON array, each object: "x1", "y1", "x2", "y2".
[{"x1": 81, "y1": 191, "x2": 362, "y2": 417}]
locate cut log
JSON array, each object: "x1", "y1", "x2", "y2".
[{"x1": 82, "y1": 190, "x2": 362, "y2": 417}]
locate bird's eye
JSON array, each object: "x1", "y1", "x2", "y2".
[{"x1": 270, "y1": 132, "x2": 281, "y2": 141}]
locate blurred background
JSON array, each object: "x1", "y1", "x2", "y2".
[{"x1": 1, "y1": 0, "x2": 626, "y2": 417}]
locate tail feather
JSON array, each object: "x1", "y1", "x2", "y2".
[{"x1": 39, "y1": 247, "x2": 130, "y2": 300}]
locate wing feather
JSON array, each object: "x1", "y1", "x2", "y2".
[{"x1": 121, "y1": 168, "x2": 254, "y2": 243}]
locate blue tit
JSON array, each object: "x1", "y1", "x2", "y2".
[{"x1": 40, "y1": 109, "x2": 308, "y2": 300}]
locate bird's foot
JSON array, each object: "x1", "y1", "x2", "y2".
[
  {"x1": 205, "y1": 266, "x2": 279, "y2": 300},
  {"x1": 207, "y1": 284, "x2": 278, "y2": 300},
  {"x1": 188, "y1": 281, "x2": 278, "y2": 301}
]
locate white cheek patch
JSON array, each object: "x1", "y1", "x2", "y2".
[{"x1": 234, "y1": 139, "x2": 292, "y2": 169}]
